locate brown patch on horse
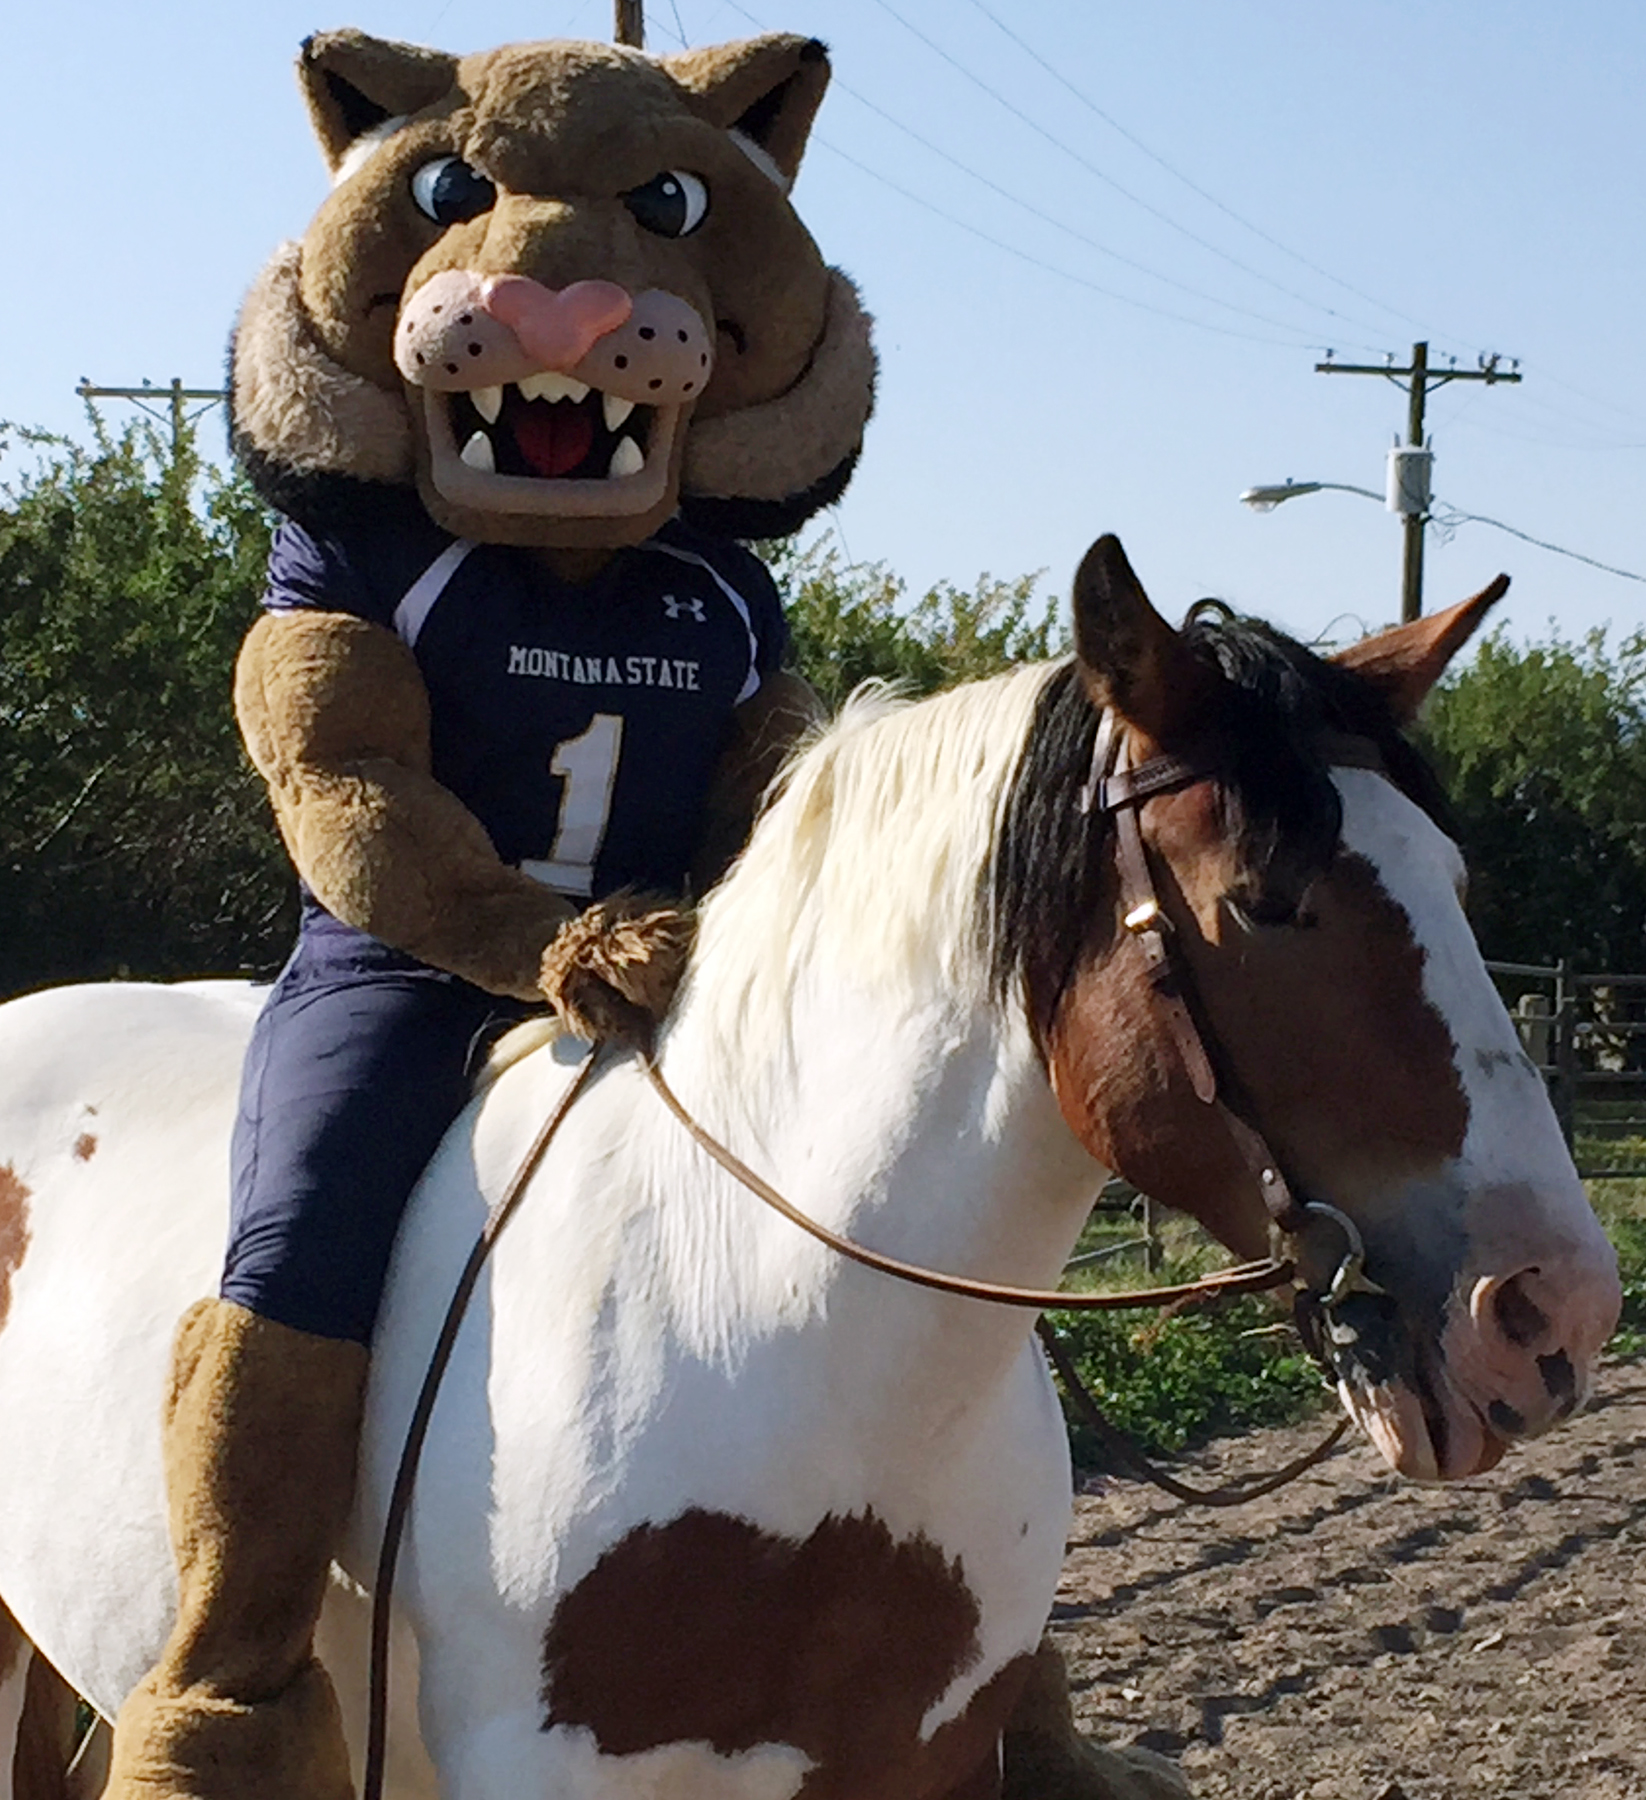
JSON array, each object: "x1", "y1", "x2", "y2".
[
  {"x1": 1049, "y1": 826, "x2": 1469, "y2": 1261},
  {"x1": 4, "y1": 1600, "x2": 94, "y2": 1800},
  {"x1": 15, "y1": 1638, "x2": 86, "y2": 1800},
  {"x1": 542, "y1": 1507, "x2": 1027, "y2": 1800},
  {"x1": 0, "y1": 1597, "x2": 22, "y2": 1686},
  {"x1": 0, "y1": 1165, "x2": 31, "y2": 1334},
  {"x1": 72, "y1": 1135, "x2": 97, "y2": 1163}
]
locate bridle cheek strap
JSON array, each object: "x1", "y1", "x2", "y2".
[{"x1": 1086, "y1": 717, "x2": 1312, "y2": 1238}]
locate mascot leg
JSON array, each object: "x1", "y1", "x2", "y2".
[
  {"x1": 1002, "y1": 1639, "x2": 1191, "y2": 1800},
  {"x1": 105, "y1": 1300, "x2": 365, "y2": 1800}
]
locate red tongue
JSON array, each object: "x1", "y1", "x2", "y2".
[{"x1": 513, "y1": 405, "x2": 596, "y2": 477}]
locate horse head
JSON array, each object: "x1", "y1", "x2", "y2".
[{"x1": 1013, "y1": 535, "x2": 1620, "y2": 1483}]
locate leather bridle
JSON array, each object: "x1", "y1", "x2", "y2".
[{"x1": 1079, "y1": 706, "x2": 1391, "y2": 1345}]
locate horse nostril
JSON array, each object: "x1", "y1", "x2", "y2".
[
  {"x1": 1538, "y1": 1349, "x2": 1576, "y2": 1407},
  {"x1": 1487, "y1": 1399, "x2": 1525, "y2": 1434},
  {"x1": 1492, "y1": 1271, "x2": 1551, "y2": 1348}
]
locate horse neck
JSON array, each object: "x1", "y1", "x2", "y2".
[
  {"x1": 658, "y1": 956, "x2": 1103, "y2": 1411},
  {"x1": 648, "y1": 668, "x2": 1103, "y2": 1407}
]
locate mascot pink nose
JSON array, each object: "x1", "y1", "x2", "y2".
[{"x1": 483, "y1": 277, "x2": 633, "y2": 371}]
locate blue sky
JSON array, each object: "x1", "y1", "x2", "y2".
[{"x1": 7, "y1": 0, "x2": 1644, "y2": 646}]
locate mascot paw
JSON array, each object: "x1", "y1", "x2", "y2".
[{"x1": 540, "y1": 895, "x2": 694, "y2": 1049}]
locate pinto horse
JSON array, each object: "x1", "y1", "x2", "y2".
[{"x1": 0, "y1": 538, "x2": 1619, "y2": 1800}]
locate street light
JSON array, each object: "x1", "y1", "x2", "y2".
[
  {"x1": 1240, "y1": 445, "x2": 1434, "y2": 621},
  {"x1": 1238, "y1": 480, "x2": 1382, "y2": 513}
]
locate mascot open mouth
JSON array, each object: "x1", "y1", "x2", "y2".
[
  {"x1": 422, "y1": 386, "x2": 680, "y2": 518},
  {"x1": 451, "y1": 380, "x2": 654, "y2": 480}
]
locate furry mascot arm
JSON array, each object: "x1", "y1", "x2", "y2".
[{"x1": 236, "y1": 607, "x2": 579, "y2": 1001}]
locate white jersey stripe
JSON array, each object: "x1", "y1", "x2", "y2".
[{"x1": 393, "y1": 540, "x2": 476, "y2": 648}]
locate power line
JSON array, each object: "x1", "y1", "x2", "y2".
[
  {"x1": 1433, "y1": 504, "x2": 1646, "y2": 585},
  {"x1": 812, "y1": 138, "x2": 1314, "y2": 349},
  {"x1": 715, "y1": 0, "x2": 1342, "y2": 348},
  {"x1": 1457, "y1": 420, "x2": 1646, "y2": 455},
  {"x1": 955, "y1": 0, "x2": 1448, "y2": 351},
  {"x1": 860, "y1": 0, "x2": 1405, "y2": 348},
  {"x1": 826, "y1": 82, "x2": 1345, "y2": 343}
]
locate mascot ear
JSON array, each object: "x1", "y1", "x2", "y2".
[
  {"x1": 299, "y1": 30, "x2": 458, "y2": 174},
  {"x1": 663, "y1": 35, "x2": 830, "y2": 183}
]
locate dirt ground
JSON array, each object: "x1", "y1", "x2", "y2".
[{"x1": 1053, "y1": 1355, "x2": 1646, "y2": 1800}]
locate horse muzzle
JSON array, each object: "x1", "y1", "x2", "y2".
[{"x1": 1302, "y1": 1224, "x2": 1621, "y2": 1483}]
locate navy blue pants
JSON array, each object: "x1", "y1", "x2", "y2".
[{"x1": 223, "y1": 924, "x2": 529, "y2": 1344}]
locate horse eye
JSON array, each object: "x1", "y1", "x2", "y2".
[
  {"x1": 1228, "y1": 893, "x2": 1316, "y2": 932},
  {"x1": 411, "y1": 157, "x2": 497, "y2": 225},
  {"x1": 623, "y1": 170, "x2": 710, "y2": 237}
]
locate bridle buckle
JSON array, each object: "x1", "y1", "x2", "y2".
[{"x1": 1298, "y1": 1200, "x2": 1387, "y2": 1310}]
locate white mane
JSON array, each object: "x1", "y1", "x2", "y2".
[{"x1": 682, "y1": 662, "x2": 1058, "y2": 1072}]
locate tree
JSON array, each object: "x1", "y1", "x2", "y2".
[
  {"x1": 768, "y1": 536, "x2": 1068, "y2": 709},
  {"x1": 1421, "y1": 626, "x2": 1646, "y2": 971},
  {"x1": 0, "y1": 418, "x2": 291, "y2": 997}
]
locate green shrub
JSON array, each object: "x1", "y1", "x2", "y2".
[
  {"x1": 1590, "y1": 1194, "x2": 1646, "y2": 1356},
  {"x1": 1045, "y1": 1283, "x2": 1329, "y2": 1465}
]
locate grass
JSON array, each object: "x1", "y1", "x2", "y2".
[
  {"x1": 1048, "y1": 1206, "x2": 1330, "y2": 1465},
  {"x1": 1580, "y1": 1141, "x2": 1646, "y2": 1356},
  {"x1": 1048, "y1": 1161, "x2": 1646, "y2": 1469}
]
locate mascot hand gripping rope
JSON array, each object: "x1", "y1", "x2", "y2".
[{"x1": 104, "y1": 28, "x2": 1184, "y2": 1800}]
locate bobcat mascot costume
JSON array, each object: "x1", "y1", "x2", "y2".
[{"x1": 101, "y1": 27, "x2": 1183, "y2": 1800}]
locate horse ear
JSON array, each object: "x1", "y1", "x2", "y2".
[
  {"x1": 1332, "y1": 574, "x2": 1509, "y2": 722},
  {"x1": 663, "y1": 35, "x2": 831, "y2": 183},
  {"x1": 299, "y1": 30, "x2": 458, "y2": 175},
  {"x1": 1071, "y1": 535, "x2": 1217, "y2": 744}
]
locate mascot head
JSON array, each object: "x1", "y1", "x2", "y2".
[{"x1": 231, "y1": 30, "x2": 875, "y2": 547}]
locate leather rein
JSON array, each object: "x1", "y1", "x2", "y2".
[{"x1": 361, "y1": 707, "x2": 1391, "y2": 1800}]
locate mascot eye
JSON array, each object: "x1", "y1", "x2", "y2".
[
  {"x1": 411, "y1": 157, "x2": 498, "y2": 225},
  {"x1": 622, "y1": 170, "x2": 709, "y2": 237}
]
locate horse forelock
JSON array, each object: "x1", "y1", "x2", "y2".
[
  {"x1": 683, "y1": 664, "x2": 1056, "y2": 1071},
  {"x1": 988, "y1": 615, "x2": 1456, "y2": 1041}
]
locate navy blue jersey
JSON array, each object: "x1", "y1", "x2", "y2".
[{"x1": 263, "y1": 496, "x2": 787, "y2": 914}]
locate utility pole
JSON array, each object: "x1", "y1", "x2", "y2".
[
  {"x1": 1316, "y1": 341, "x2": 1521, "y2": 622},
  {"x1": 75, "y1": 378, "x2": 227, "y2": 463},
  {"x1": 615, "y1": 0, "x2": 645, "y2": 47}
]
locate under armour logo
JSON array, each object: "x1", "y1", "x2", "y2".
[{"x1": 662, "y1": 594, "x2": 707, "y2": 622}]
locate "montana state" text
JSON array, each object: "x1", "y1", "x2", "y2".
[{"x1": 506, "y1": 646, "x2": 702, "y2": 690}]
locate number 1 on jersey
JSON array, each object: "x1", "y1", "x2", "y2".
[{"x1": 520, "y1": 713, "x2": 624, "y2": 897}]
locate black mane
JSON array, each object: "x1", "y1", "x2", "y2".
[{"x1": 986, "y1": 609, "x2": 1454, "y2": 1036}]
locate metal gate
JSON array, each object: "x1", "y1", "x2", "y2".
[{"x1": 1489, "y1": 960, "x2": 1646, "y2": 1181}]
